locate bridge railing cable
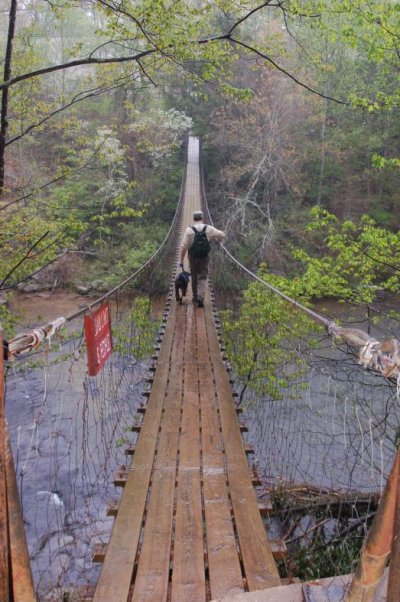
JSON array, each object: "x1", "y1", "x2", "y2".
[
  {"x1": 2, "y1": 145, "x2": 187, "y2": 600},
  {"x1": 199, "y1": 142, "x2": 400, "y2": 589},
  {"x1": 6, "y1": 147, "x2": 187, "y2": 360},
  {"x1": 199, "y1": 146, "x2": 400, "y2": 387},
  {"x1": 199, "y1": 148, "x2": 332, "y2": 331}
]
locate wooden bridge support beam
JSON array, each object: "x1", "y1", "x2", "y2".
[
  {"x1": 387, "y1": 450, "x2": 400, "y2": 602},
  {"x1": 5, "y1": 428, "x2": 36, "y2": 601},
  {"x1": 0, "y1": 330, "x2": 36, "y2": 602},
  {"x1": 0, "y1": 329, "x2": 11, "y2": 601},
  {"x1": 345, "y1": 448, "x2": 400, "y2": 602}
]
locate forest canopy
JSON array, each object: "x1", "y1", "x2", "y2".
[{"x1": 0, "y1": 0, "x2": 399, "y2": 307}]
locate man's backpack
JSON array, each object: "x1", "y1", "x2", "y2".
[{"x1": 189, "y1": 225, "x2": 210, "y2": 259}]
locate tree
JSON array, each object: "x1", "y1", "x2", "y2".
[
  {"x1": 1, "y1": 0, "x2": 353, "y2": 194},
  {"x1": 291, "y1": 207, "x2": 400, "y2": 304},
  {"x1": 1, "y1": 0, "x2": 399, "y2": 300},
  {"x1": 196, "y1": 0, "x2": 399, "y2": 272},
  {"x1": 220, "y1": 265, "x2": 321, "y2": 402},
  {"x1": 0, "y1": 0, "x2": 17, "y2": 188}
]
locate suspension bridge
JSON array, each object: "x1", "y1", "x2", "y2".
[
  {"x1": 2, "y1": 136, "x2": 400, "y2": 601},
  {"x1": 91, "y1": 136, "x2": 281, "y2": 601}
]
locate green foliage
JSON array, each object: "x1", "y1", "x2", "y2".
[
  {"x1": 0, "y1": 205, "x2": 85, "y2": 289},
  {"x1": 103, "y1": 241, "x2": 159, "y2": 289},
  {"x1": 2, "y1": 0, "x2": 400, "y2": 298},
  {"x1": 371, "y1": 154, "x2": 400, "y2": 170},
  {"x1": 281, "y1": 536, "x2": 362, "y2": 581},
  {"x1": 80, "y1": 217, "x2": 169, "y2": 289},
  {"x1": 0, "y1": 305, "x2": 19, "y2": 339},
  {"x1": 220, "y1": 266, "x2": 321, "y2": 402},
  {"x1": 116, "y1": 436, "x2": 131, "y2": 448},
  {"x1": 113, "y1": 296, "x2": 160, "y2": 360},
  {"x1": 292, "y1": 207, "x2": 400, "y2": 303},
  {"x1": 127, "y1": 107, "x2": 193, "y2": 165}
]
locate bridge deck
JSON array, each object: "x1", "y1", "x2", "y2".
[{"x1": 93, "y1": 137, "x2": 280, "y2": 602}]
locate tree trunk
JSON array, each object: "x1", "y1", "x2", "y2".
[
  {"x1": 0, "y1": 0, "x2": 18, "y2": 193},
  {"x1": 316, "y1": 95, "x2": 328, "y2": 206},
  {"x1": 0, "y1": 329, "x2": 11, "y2": 599}
]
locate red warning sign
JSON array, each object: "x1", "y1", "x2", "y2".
[{"x1": 84, "y1": 303, "x2": 112, "y2": 376}]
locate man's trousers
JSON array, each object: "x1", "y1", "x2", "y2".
[{"x1": 188, "y1": 255, "x2": 210, "y2": 302}]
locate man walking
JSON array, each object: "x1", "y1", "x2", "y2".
[{"x1": 179, "y1": 210, "x2": 225, "y2": 308}]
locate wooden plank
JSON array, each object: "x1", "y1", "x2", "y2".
[
  {"x1": 171, "y1": 303, "x2": 206, "y2": 602},
  {"x1": 170, "y1": 148, "x2": 207, "y2": 600},
  {"x1": 204, "y1": 304, "x2": 281, "y2": 591},
  {"x1": 131, "y1": 305, "x2": 186, "y2": 601},
  {"x1": 197, "y1": 315, "x2": 245, "y2": 600},
  {"x1": 113, "y1": 467, "x2": 128, "y2": 487},
  {"x1": 0, "y1": 330, "x2": 11, "y2": 601},
  {"x1": 93, "y1": 305, "x2": 178, "y2": 602},
  {"x1": 258, "y1": 500, "x2": 273, "y2": 516},
  {"x1": 269, "y1": 539, "x2": 287, "y2": 561},
  {"x1": 185, "y1": 142, "x2": 245, "y2": 599},
  {"x1": 92, "y1": 543, "x2": 107, "y2": 563},
  {"x1": 6, "y1": 428, "x2": 36, "y2": 601},
  {"x1": 172, "y1": 470, "x2": 205, "y2": 601},
  {"x1": 132, "y1": 470, "x2": 176, "y2": 601},
  {"x1": 204, "y1": 471, "x2": 246, "y2": 599},
  {"x1": 106, "y1": 499, "x2": 119, "y2": 517}
]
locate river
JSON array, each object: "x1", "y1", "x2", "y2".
[{"x1": 5, "y1": 290, "x2": 154, "y2": 599}]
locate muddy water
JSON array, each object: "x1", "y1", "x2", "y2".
[
  {"x1": 9, "y1": 289, "x2": 99, "y2": 326},
  {"x1": 9, "y1": 289, "x2": 167, "y2": 326}
]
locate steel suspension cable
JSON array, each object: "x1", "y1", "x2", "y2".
[
  {"x1": 5, "y1": 149, "x2": 187, "y2": 359},
  {"x1": 198, "y1": 149, "x2": 332, "y2": 330},
  {"x1": 199, "y1": 144, "x2": 400, "y2": 389},
  {"x1": 66, "y1": 155, "x2": 186, "y2": 323},
  {"x1": 216, "y1": 244, "x2": 332, "y2": 328}
]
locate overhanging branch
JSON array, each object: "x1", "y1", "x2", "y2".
[
  {"x1": 0, "y1": 49, "x2": 157, "y2": 92},
  {"x1": 228, "y1": 36, "x2": 346, "y2": 104}
]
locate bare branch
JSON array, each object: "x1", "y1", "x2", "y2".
[
  {"x1": 228, "y1": 36, "x2": 346, "y2": 104},
  {"x1": 0, "y1": 230, "x2": 50, "y2": 288},
  {"x1": 6, "y1": 73, "x2": 145, "y2": 147},
  {"x1": 137, "y1": 58, "x2": 158, "y2": 86},
  {"x1": 375, "y1": 17, "x2": 400, "y2": 41},
  {"x1": 0, "y1": 230, "x2": 92, "y2": 291},
  {"x1": 0, "y1": 49, "x2": 156, "y2": 92},
  {"x1": 282, "y1": 11, "x2": 310, "y2": 56},
  {"x1": 353, "y1": 242, "x2": 400, "y2": 275},
  {"x1": 0, "y1": 132, "x2": 124, "y2": 210},
  {"x1": 95, "y1": 0, "x2": 158, "y2": 49},
  {"x1": 226, "y1": 2, "x2": 279, "y2": 36}
]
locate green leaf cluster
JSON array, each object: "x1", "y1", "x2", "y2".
[
  {"x1": 112, "y1": 296, "x2": 160, "y2": 360},
  {"x1": 220, "y1": 266, "x2": 321, "y2": 402},
  {"x1": 0, "y1": 205, "x2": 85, "y2": 289},
  {"x1": 293, "y1": 207, "x2": 400, "y2": 303}
]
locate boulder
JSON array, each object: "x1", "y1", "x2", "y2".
[
  {"x1": 90, "y1": 280, "x2": 108, "y2": 292},
  {"x1": 17, "y1": 281, "x2": 51, "y2": 293},
  {"x1": 76, "y1": 285, "x2": 90, "y2": 295},
  {"x1": 0, "y1": 293, "x2": 8, "y2": 307}
]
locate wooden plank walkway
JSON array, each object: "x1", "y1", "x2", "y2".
[{"x1": 92, "y1": 137, "x2": 280, "y2": 602}]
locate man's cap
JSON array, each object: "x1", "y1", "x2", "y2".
[{"x1": 193, "y1": 210, "x2": 203, "y2": 219}]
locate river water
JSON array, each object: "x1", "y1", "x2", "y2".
[
  {"x1": 5, "y1": 291, "x2": 152, "y2": 599},
  {"x1": 242, "y1": 295, "x2": 400, "y2": 494}
]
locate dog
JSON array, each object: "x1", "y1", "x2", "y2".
[{"x1": 175, "y1": 270, "x2": 190, "y2": 304}]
